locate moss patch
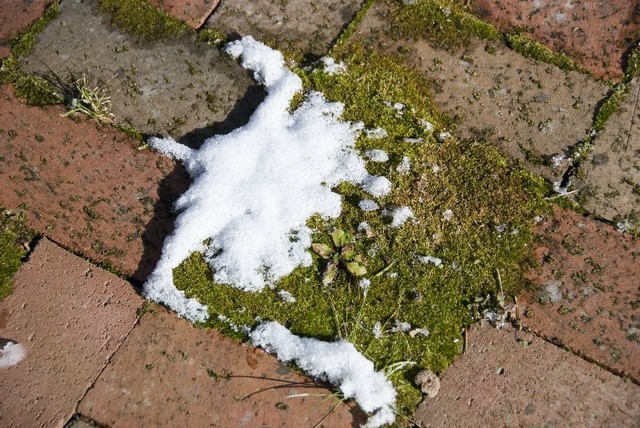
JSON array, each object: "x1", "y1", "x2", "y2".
[
  {"x1": 389, "y1": 0, "x2": 500, "y2": 50},
  {"x1": 505, "y1": 33, "x2": 583, "y2": 73},
  {"x1": 172, "y1": 43, "x2": 547, "y2": 418},
  {"x1": 0, "y1": 208, "x2": 34, "y2": 301},
  {"x1": 0, "y1": 3, "x2": 63, "y2": 106},
  {"x1": 98, "y1": 0, "x2": 190, "y2": 41}
]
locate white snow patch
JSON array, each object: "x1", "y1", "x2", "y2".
[
  {"x1": 0, "y1": 341, "x2": 26, "y2": 368},
  {"x1": 396, "y1": 156, "x2": 411, "y2": 173},
  {"x1": 319, "y1": 56, "x2": 347, "y2": 75},
  {"x1": 403, "y1": 137, "x2": 423, "y2": 144},
  {"x1": 384, "y1": 206, "x2": 414, "y2": 228},
  {"x1": 364, "y1": 127, "x2": 388, "y2": 139},
  {"x1": 277, "y1": 290, "x2": 296, "y2": 303},
  {"x1": 365, "y1": 149, "x2": 389, "y2": 162},
  {"x1": 390, "y1": 320, "x2": 411, "y2": 333},
  {"x1": 144, "y1": 36, "x2": 389, "y2": 321},
  {"x1": 442, "y1": 209, "x2": 453, "y2": 221},
  {"x1": 359, "y1": 278, "x2": 371, "y2": 291},
  {"x1": 417, "y1": 255, "x2": 443, "y2": 268},
  {"x1": 359, "y1": 199, "x2": 380, "y2": 211},
  {"x1": 251, "y1": 321, "x2": 396, "y2": 427}
]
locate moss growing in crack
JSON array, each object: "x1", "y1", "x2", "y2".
[
  {"x1": 389, "y1": 0, "x2": 500, "y2": 50},
  {"x1": 10, "y1": 2, "x2": 61, "y2": 58},
  {"x1": 0, "y1": 3, "x2": 63, "y2": 106},
  {"x1": 504, "y1": 33, "x2": 583, "y2": 73},
  {"x1": 332, "y1": 0, "x2": 377, "y2": 53},
  {"x1": 0, "y1": 208, "x2": 34, "y2": 301},
  {"x1": 171, "y1": 43, "x2": 548, "y2": 419},
  {"x1": 98, "y1": 0, "x2": 190, "y2": 41}
]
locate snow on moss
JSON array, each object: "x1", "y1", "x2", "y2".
[
  {"x1": 250, "y1": 321, "x2": 396, "y2": 428},
  {"x1": 143, "y1": 36, "x2": 390, "y2": 321}
]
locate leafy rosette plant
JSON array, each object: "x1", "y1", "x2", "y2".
[{"x1": 312, "y1": 229, "x2": 367, "y2": 285}]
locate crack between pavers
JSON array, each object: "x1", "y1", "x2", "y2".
[
  {"x1": 623, "y1": 80, "x2": 639, "y2": 151},
  {"x1": 68, "y1": 309, "x2": 145, "y2": 424},
  {"x1": 525, "y1": 328, "x2": 640, "y2": 386}
]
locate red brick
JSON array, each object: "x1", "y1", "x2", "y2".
[
  {"x1": 522, "y1": 208, "x2": 640, "y2": 381},
  {"x1": 78, "y1": 305, "x2": 364, "y2": 427},
  {"x1": 0, "y1": 238, "x2": 143, "y2": 427}
]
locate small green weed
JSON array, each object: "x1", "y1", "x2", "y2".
[
  {"x1": 61, "y1": 74, "x2": 116, "y2": 124},
  {"x1": 312, "y1": 229, "x2": 367, "y2": 285}
]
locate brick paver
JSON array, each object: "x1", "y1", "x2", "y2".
[
  {"x1": 148, "y1": 0, "x2": 221, "y2": 29},
  {"x1": 0, "y1": 238, "x2": 143, "y2": 427},
  {"x1": 0, "y1": 0, "x2": 50, "y2": 58},
  {"x1": 0, "y1": 84, "x2": 181, "y2": 281},
  {"x1": 78, "y1": 305, "x2": 363, "y2": 427},
  {"x1": 469, "y1": 0, "x2": 640, "y2": 80},
  {"x1": 415, "y1": 323, "x2": 640, "y2": 426},
  {"x1": 522, "y1": 208, "x2": 640, "y2": 382}
]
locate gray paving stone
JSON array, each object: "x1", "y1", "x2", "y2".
[
  {"x1": 354, "y1": 1, "x2": 609, "y2": 184},
  {"x1": 0, "y1": 239, "x2": 143, "y2": 427},
  {"x1": 21, "y1": 0, "x2": 258, "y2": 145},
  {"x1": 580, "y1": 78, "x2": 640, "y2": 231},
  {"x1": 206, "y1": 0, "x2": 362, "y2": 59}
]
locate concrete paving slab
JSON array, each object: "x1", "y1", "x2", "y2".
[
  {"x1": 522, "y1": 208, "x2": 640, "y2": 382},
  {"x1": 579, "y1": 78, "x2": 640, "y2": 230},
  {"x1": 0, "y1": 238, "x2": 143, "y2": 427},
  {"x1": 0, "y1": 0, "x2": 50, "y2": 58},
  {"x1": 414, "y1": 323, "x2": 640, "y2": 427},
  {"x1": 78, "y1": 305, "x2": 364, "y2": 427},
  {"x1": 354, "y1": 1, "x2": 609, "y2": 184},
  {"x1": 0, "y1": 84, "x2": 185, "y2": 281},
  {"x1": 21, "y1": 0, "x2": 259, "y2": 145},
  {"x1": 206, "y1": 0, "x2": 361, "y2": 59},
  {"x1": 469, "y1": 0, "x2": 640, "y2": 81},
  {"x1": 148, "y1": 0, "x2": 220, "y2": 29}
]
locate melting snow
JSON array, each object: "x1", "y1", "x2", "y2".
[
  {"x1": 365, "y1": 149, "x2": 389, "y2": 162},
  {"x1": 384, "y1": 206, "x2": 414, "y2": 228},
  {"x1": 319, "y1": 56, "x2": 347, "y2": 75},
  {"x1": 144, "y1": 36, "x2": 390, "y2": 321},
  {"x1": 0, "y1": 341, "x2": 26, "y2": 368},
  {"x1": 251, "y1": 321, "x2": 396, "y2": 428}
]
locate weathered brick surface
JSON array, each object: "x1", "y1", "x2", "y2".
[
  {"x1": 148, "y1": 0, "x2": 220, "y2": 29},
  {"x1": 0, "y1": 85, "x2": 183, "y2": 281},
  {"x1": 523, "y1": 208, "x2": 640, "y2": 382},
  {"x1": 469, "y1": 0, "x2": 640, "y2": 80},
  {"x1": 415, "y1": 323, "x2": 640, "y2": 426},
  {"x1": 0, "y1": 0, "x2": 50, "y2": 58},
  {"x1": 0, "y1": 239, "x2": 143, "y2": 427},
  {"x1": 78, "y1": 305, "x2": 363, "y2": 427}
]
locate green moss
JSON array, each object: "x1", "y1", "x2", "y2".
[
  {"x1": 98, "y1": 0, "x2": 190, "y2": 41},
  {"x1": 196, "y1": 27, "x2": 227, "y2": 47},
  {"x1": 389, "y1": 0, "x2": 500, "y2": 50},
  {"x1": 504, "y1": 33, "x2": 582, "y2": 72},
  {"x1": 0, "y1": 3, "x2": 64, "y2": 106},
  {"x1": 172, "y1": 44, "x2": 547, "y2": 419},
  {"x1": 10, "y1": 2, "x2": 60, "y2": 58},
  {"x1": 331, "y1": 0, "x2": 377, "y2": 53},
  {"x1": 0, "y1": 208, "x2": 34, "y2": 301}
]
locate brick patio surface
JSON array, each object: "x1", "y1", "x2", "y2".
[{"x1": 1, "y1": 0, "x2": 639, "y2": 426}]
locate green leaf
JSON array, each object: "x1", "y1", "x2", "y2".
[
  {"x1": 340, "y1": 244, "x2": 356, "y2": 261},
  {"x1": 322, "y1": 261, "x2": 338, "y2": 285},
  {"x1": 346, "y1": 261, "x2": 367, "y2": 277},
  {"x1": 312, "y1": 243, "x2": 335, "y2": 259},
  {"x1": 331, "y1": 229, "x2": 351, "y2": 247}
]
